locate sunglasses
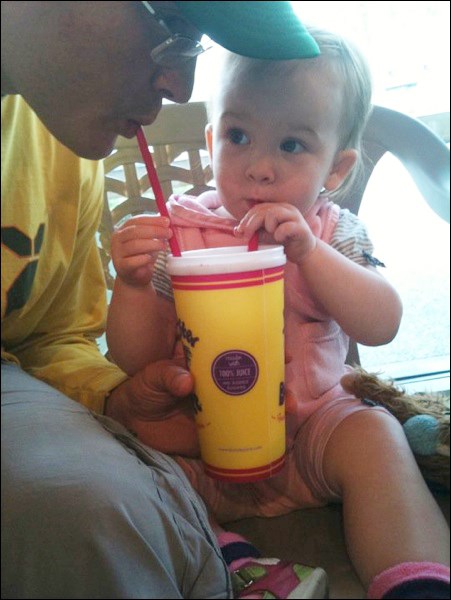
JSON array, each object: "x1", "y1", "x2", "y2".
[{"x1": 141, "y1": 1, "x2": 211, "y2": 68}]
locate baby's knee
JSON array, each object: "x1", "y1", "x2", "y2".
[
  {"x1": 322, "y1": 408, "x2": 406, "y2": 494},
  {"x1": 332, "y1": 407, "x2": 403, "y2": 449}
]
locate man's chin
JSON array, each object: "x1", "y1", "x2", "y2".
[{"x1": 67, "y1": 134, "x2": 118, "y2": 160}]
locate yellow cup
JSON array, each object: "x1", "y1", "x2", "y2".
[{"x1": 167, "y1": 245, "x2": 286, "y2": 483}]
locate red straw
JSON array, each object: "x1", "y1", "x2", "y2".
[
  {"x1": 248, "y1": 231, "x2": 259, "y2": 252},
  {"x1": 136, "y1": 127, "x2": 181, "y2": 257}
]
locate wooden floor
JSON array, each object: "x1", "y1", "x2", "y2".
[{"x1": 228, "y1": 488, "x2": 450, "y2": 599}]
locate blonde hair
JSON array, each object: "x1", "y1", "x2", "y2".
[
  {"x1": 307, "y1": 27, "x2": 373, "y2": 201},
  {"x1": 209, "y1": 26, "x2": 373, "y2": 203}
]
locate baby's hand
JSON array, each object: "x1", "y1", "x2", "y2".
[
  {"x1": 111, "y1": 214, "x2": 173, "y2": 287},
  {"x1": 235, "y1": 203, "x2": 316, "y2": 264}
]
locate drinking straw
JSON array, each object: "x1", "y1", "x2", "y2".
[
  {"x1": 136, "y1": 127, "x2": 181, "y2": 257},
  {"x1": 248, "y1": 231, "x2": 259, "y2": 252}
]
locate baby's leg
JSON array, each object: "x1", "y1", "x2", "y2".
[{"x1": 322, "y1": 408, "x2": 449, "y2": 593}]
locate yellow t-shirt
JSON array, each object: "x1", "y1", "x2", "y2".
[{"x1": 1, "y1": 96, "x2": 127, "y2": 412}]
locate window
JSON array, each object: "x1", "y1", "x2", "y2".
[
  {"x1": 191, "y1": 1, "x2": 450, "y2": 391},
  {"x1": 192, "y1": 1, "x2": 450, "y2": 117},
  {"x1": 357, "y1": 152, "x2": 449, "y2": 391}
]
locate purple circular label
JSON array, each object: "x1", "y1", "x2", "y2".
[{"x1": 211, "y1": 351, "x2": 259, "y2": 396}]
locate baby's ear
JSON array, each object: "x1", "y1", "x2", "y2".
[
  {"x1": 205, "y1": 123, "x2": 213, "y2": 159},
  {"x1": 324, "y1": 149, "x2": 358, "y2": 192}
]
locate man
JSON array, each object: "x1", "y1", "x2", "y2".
[{"x1": 2, "y1": 3, "x2": 318, "y2": 597}]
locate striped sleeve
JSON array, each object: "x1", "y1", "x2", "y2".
[
  {"x1": 330, "y1": 209, "x2": 385, "y2": 267},
  {"x1": 151, "y1": 250, "x2": 174, "y2": 301}
]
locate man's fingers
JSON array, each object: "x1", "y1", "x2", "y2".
[{"x1": 143, "y1": 359, "x2": 194, "y2": 398}]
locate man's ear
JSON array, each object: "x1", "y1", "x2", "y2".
[
  {"x1": 324, "y1": 149, "x2": 358, "y2": 192},
  {"x1": 205, "y1": 123, "x2": 213, "y2": 160}
]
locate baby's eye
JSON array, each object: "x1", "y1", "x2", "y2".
[
  {"x1": 227, "y1": 128, "x2": 249, "y2": 145},
  {"x1": 280, "y1": 138, "x2": 304, "y2": 154}
]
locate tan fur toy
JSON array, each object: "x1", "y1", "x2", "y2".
[{"x1": 341, "y1": 367, "x2": 450, "y2": 491}]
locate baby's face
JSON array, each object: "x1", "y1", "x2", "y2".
[{"x1": 209, "y1": 59, "x2": 346, "y2": 221}]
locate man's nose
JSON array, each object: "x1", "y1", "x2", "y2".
[{"x1": 154, "y1": 60, "x2": 197, "y2": 104}]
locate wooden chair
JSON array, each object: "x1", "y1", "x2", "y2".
[
  {"x1": 343, "y1": 105, "x2": 449, "y2": 222},
  {"x1": 99, "y1": 101, "x2": 213, "y2": 291}
]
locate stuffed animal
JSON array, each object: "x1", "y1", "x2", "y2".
[{"x1": 341, "y1": 367, "x2": 450, "y2": 491}]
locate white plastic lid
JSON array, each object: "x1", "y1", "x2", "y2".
[{"x1": 167, "y1": 245, "x2": 286, "y2": 276}]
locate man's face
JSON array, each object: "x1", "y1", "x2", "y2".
[{"x1": 20, "y1": 2, "x2": 201, "y2": 159}]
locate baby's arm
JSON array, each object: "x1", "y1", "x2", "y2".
[
  {"x1": 236, "y1": 203, "x2": 402, "y2": 346},
  {"x1": 106, "y1": 215, "x2": 177, "y2": 375},
  {"x1": 298, "y1": 241, "x2": 402, "y2": 345}
]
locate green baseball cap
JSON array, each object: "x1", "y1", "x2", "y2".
[{"x1": 174, "y1": 1, "x2": 320, "y2": 60}]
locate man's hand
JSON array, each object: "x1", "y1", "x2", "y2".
[{"x1": 105, "y1": 358, "x2": 200, "y2": 457}]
